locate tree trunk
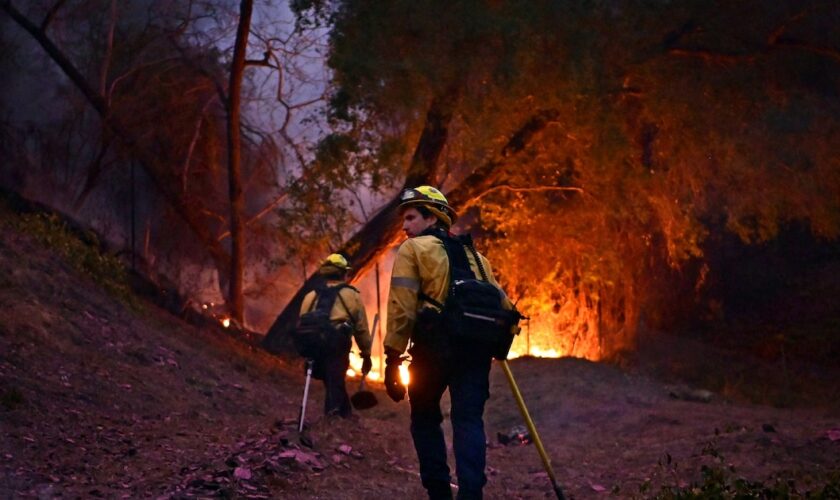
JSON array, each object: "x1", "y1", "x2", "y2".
[
  {"x1": 262, "y1": 84, "x2": 460, "y2": 353},
  {"x1": 226, "y1": 0, "x2": 253, "y2": 325},
  {"x1": 446, "y1": 109, "x2": 560, "y2": 209}
]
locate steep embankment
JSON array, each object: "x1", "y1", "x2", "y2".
[
  {"x1": 0, "y1": 212, "x2": 425, "y2": 499},
  {"x1": 1, "y1": 207, "x2": 839, "y2": 499}
]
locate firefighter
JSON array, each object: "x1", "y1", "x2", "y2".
[
  {"x1": 299, "y1": 253, "x2": 372, "y2": 417},
  {"x1": 383, "y1": 186, "x2": 514, "y2": 500}
]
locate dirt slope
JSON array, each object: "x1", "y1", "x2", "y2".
[{"x1": 1, "y1": 217, "x2": 839, "y2": 499}]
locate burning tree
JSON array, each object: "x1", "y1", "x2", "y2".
[{"x1": 268, "y1": 0, "x2": 840, "y2": 360}]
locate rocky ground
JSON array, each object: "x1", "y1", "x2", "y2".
[{"x1": 1, "y1": 210, "x2": 839, "y2": 499}]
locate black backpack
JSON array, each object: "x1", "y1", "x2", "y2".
[
  {"x1": 293, "y1": 284, "x2": 354, "y2": 359},
  {"x1": 422, "y1": 232, "x2": 521, "y2": 360}
]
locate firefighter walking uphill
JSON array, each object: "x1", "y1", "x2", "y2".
[
  {"x1": 297, "y1": 253, "x2": 372, "y2": 418},
  {"x1": 383, "y1": 186, "x2": 519, "y2": 500}
]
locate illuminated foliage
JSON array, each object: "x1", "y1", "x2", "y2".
[{"x1": 309, "y1": 0, "x2": 840, "y2": 358}]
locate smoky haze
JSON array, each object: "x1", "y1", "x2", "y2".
[{"x1": 0, "y1": 0, "x2": 398, "y2": 333}]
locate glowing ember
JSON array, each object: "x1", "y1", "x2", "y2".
[
  {"x1": 530, "y1": 346, "x2": 560, "y2": 358},
  {"x1": 504, "y1": 305, "x2": 601, "y2": 360},
  {"x1": 506, "y1": 344, "x2": 563, "y2": 359},
  {"x1": 346, "y1": 368, "x2": 382, "y2": 380},
  {"x1": 506, "y1": 325, "x2": 568, "y2": 359},
  {"x1": 399, "y1": 364, "x2": 410, "y2": 386},
  {"x1": 343, "y1": 261, "x2": 602, "y2": 380},
  {"x1": 506, "y1": 345, "x2": 562, "y2": 359},
  {"x1": 346, "y1": 350, "x2": 384, "y2": 380},
  {"x1": 348, "y1": 350, "x2": 385, "y2": 381},
  {"x1": 221, "y1": 318, "x2": 230, "y2": 328}
]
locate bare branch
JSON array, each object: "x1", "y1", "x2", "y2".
[
  {"x1": 767, "y1": 6, "x2": 819, "y2": 44},
  {"x1": 667, "y1": 48, "x2": 756, "y2": 64},
  {"x1": 181, "y1": 97, "x2": 217, "y2": 193},
  {"x1": 285, "y1": 95, "x2": 324, "y2": 109},
  {"x1": 245, "y1": 52, "x2": 279, "y2": 69},
  {"x1": 772, "y1": 38, "x2": 840, "y2": 63},
  {"x1": 667, "y1": 6, "x2": 840, "y2": 67},
  {"x1": 106, "y1": 57, "x2": 183, "y2": 106},
  {"x1": 199, "y1": 208, "x2": 226, "y2": 224},
  {"x1": 668, "y1": 39, "x2": 840, "y2": 66},
  {"x1": 72, "y1": 137, "x2": 113, "y2": 211},
  {"x1": 40, "y1": 0, "x2": 67, "y2": 31},
  {"x1": 447, "y1": 109, "x2": 561, "y2": 211},
  {"x1": 98, "y1": 0, "x2": 117, "y2": 98},
  {"x1": 349, "y1": 187, "x2": 370, "y2": 221},
  {"x1": 462, "y1": 184, "x2": 584, "y2": 211},
  {"x1": 216, "y1": 193, "x2": 289, "y2": 242}
]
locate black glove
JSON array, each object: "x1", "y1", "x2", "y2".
[
  {"x1": 361, "y1": 355, "x2": 372, "y2": 376},
  {"x1": 384, "y1": 349, "x2": 406, "y2": 402}
]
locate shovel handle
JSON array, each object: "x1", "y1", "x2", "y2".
[
  {"x1": 299, "y1": 360, "x2": 314, "y2": 433},
  {"x1": 500, "y1": 360, "x2": 565, "y2": 500}
]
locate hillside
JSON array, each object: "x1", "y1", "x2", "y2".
[{"x1": 1, "y1": 208, "x2": 839, "y2": 499}]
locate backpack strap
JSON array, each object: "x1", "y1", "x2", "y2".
[
  {"x1": 307, "y1": 286, "x2": 325, "y2": 313},
  {"x1": 312, "y1": 287, "x2": 329, "y2": 312},
  {"x1": 418, "y1": 292, "x2": 444, "y2": 310},
  {"x1": 333, "y1": 284, "x2": 354, "y2": 320},
  {"x1": 420, "y1": 226, "x2": 476, "y2": 281},
  {"x1": 462, "y1": 236, "x2": 489, "y2": 282},
  {"x1": 312, "y1": 283, "x2": 354, "y2": 324},
  {"x1": 416, "y1": 228, "x2": 486, "y2": 309}
]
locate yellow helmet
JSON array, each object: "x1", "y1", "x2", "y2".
[
  {"x1": 319, "y1": 253, "x2": 351, "y2": 275},
  {"x1": 399, "y1": 185, "x2": 457, "y2": 227}
]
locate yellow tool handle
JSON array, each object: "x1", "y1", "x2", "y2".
[{"x1": 500, "y1": 360, "x2": 565, "y2": 499}]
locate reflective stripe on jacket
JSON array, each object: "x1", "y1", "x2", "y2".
[
  {"x1": 384, "y1": 234, "x2": 511, "y2": 354},
  {"x1": 300, "y1": 281, "x2": 372, "y2": 357}
]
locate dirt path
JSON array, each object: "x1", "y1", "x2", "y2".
[{"x1": 1, "y1": 220, "x2": 838, "y2": 499}]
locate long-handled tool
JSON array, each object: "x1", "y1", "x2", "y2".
[
  {"x1": 375, "y1": 262, "x2": 384, "y2": 377},
  {"x1": 299, "y1": 359, "x2": 314, "y2": 434},
  {"x1": 500, "y1": 360, "x2": 566, "y2": 500}
]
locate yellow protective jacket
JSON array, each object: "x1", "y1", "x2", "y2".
[
  {"x1": 385, "y1": 233, "x2": 512, "y2": 354},
  {"x1": 300, "y1": 281, "x2": 372, "y2": 357}
]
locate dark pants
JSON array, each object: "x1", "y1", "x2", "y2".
[
  {"x1": 312, "y1": 333, "x2": 352, "y2": 418},
  {"x1": 408, "y1": 346, "x2": 491, "y2": 500},
  {"x1": 322, "y1": 352, "x2": 351, "y2": 417}
]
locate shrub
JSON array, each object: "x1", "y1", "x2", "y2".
[
  {"x1": 8, "y1": 212, "x2": 136, "y2": 306},
  {"x1": 650, "y1": 445, "x2": 840, "y2": 499}
]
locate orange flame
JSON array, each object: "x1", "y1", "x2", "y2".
[
  {"x1": 505, "y1": 295, "x2": 602, "y2": 360},
  {"x1": 399, "y1": 364, "x2": 410, "y2": 386},
  {"x1": 347, "y1": 352, "x2": 382, "y2": 381},
  {"x1": 346, "y1": 249, "x2": 603, "y2": 374}
]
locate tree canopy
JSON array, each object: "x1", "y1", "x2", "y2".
[
  {"x1": 3, "y1": 1, "x2": 838, "y2": 357},
  {"x1": 288, "y1": 0, "x2": 840, "y2": 358}
]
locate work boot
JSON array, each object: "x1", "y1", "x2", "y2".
[
  {"x1": 456, "y1": 488, "x2": 482, "y2": 500},
  {"x1": 425, "y1": 481, "x2": 453, "y2": 500}
]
